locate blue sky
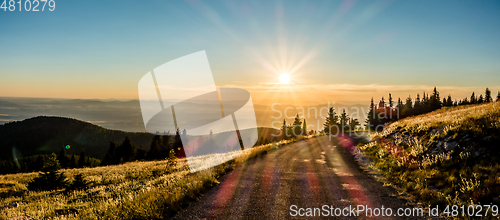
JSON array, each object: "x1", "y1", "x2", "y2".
[{"x1": 1, "y1": 0, "x2": 499, "y2": 103}]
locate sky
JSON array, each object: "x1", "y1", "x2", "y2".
[{"x1": 1, "y1": 0, "x2": 500, "y2": 107}]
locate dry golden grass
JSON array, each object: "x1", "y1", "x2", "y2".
[
  {"x1": 383, "y1": 102, "x2": 500, "y2": 138},
  {"x1": 361, "y1": 102, "x2": 500, "y2": 217},
  {"x1": 0, "y1": 137, "x2": 306, "y2": 220}
]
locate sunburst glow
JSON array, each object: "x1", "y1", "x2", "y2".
[{"x1": 279, "y1": 73, "x2": 290, "y2": 84}]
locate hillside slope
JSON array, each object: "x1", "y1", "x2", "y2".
[
  {"x1": 361, "y1": 102, "x2": 500, "y2": 209},
  {"x1": 0, "y1": 116, "x2": 282, "y2": 161},
  {"x1": 381, "y1": 101, "x2": 500, "y2": 156},
  {"x1": 0, "y1": 116, "x2": 156, "y2": 160}
]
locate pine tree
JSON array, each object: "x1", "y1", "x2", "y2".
[
  {"x1": 136, "y1": 146, "x2": 147, "y2": 160},
  {"x1": 292, "y1": 114, "x2": 302, "y2": 137},
  {"x1": 102, "y1": 142, "x2": 117, "y2": 165},
  {"x1": 485, "y1": 88, "x2": 493, "y2": 103},
  {"x1": 365, "y1": 98, "x2": 379, "y2": 130},
  {"x1": 117, "y1": 136, "x2": 136, "y2": 163},
  {"x1": 462, "y1": 97, "x2": 469, "y2": 105},
  {"x1": 388, "y1": 93, "x2": 393, "y2": 107},
  {"x1": 148, "y1": 135, "x2": 161, "y2": 160},
  {"x1": 428, "y1": 87, "x2": 441, "y2": 111},
  {"x1": 497, "y1": 91, "x2": 500, "y2": 102},
  {"x1": 57, "y1": 148, "x2": 68, "y2": 168},
  {"x1": 68, "y1": 173, "x2": 89, "y2": 190},
  {"x1": 160, "y1": 135, "x2": 172, "y2": 158},
  {"x1": 324, "y1": 107, "x2": 339, "y2": 134},
  {"x1": 78, "y1": 151, "x2": 86, "y2": 167},
  {"x1": 478, "y1": 94, "x2": 484, "y2": 104},
  {"x1": 28, "y1": 153, "x2": 68, "y2": 191},
  {"x1": 34, "y1": 155, "x2": 45, "y2": 171},
  {"x1": 446, "y1": 95, "x2": 453, "y2": 107},
  {"x1": 470, "y1": 92, "x2": 476, "y2": 104},
  {"x1": 339, "y1": 109, "x2": 350, "y2": 132},
  {"x1": 414, "y1": 94, "x2": 421, "y2": 114},
  {"x1": 302, "y1": 119, "x2": 307, "y2": 136},
  {"x1": 349, "y1": 118, "x2": 360, "y2": 130},
  {"x1": 70, "y1": 154, "x2": 77, "y2": 168},
  {"x1": 281, "y1": 119, "x2": 289, "y2": 139},
  {"x1": 421, "y1": 91, "x2": 428, "y2": 109},
  {"x1": 402, "y1": 95, "x2": 413, "y2": 117},
  {"x1": 172, "y1": 128, "x2": 183, "y2": 157},
  {"x1": 395, "y1": 97, "x2": 404, "y2": 118}
]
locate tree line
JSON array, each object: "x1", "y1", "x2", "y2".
[
  {"x1": 280, "y1": 114, "x2": 311, "y2": 139},
  {"x1": 365, "y1": 87, "x2": 499, "y2": 130},
  {"x1": 0, "y1": 130, "x2": 185, "y2": 174},
  {"x1": 280, "y1": 109, "x2": 362, "y2": 138},
  {"x1": 101, "y1": 130, "x2": 184, "y2": 166},
  {"x1": 322, "y1": 108, "x2": 361, "y2": 135},
  {"x1": 0, "y1": 151, "x2": 100, "y2": 174}
]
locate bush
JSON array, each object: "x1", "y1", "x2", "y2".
[
  {"x1": 68, "y1": 173, "x2": 89, "y2": 190},
  {"x1": 28, "y1": 153, "x2": 69, "y2": 191}
]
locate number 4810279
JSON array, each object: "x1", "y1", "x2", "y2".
[{"x1": 1, "y1": 0, "x2": 56, "y2": 12}]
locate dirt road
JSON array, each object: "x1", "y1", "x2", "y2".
[{"x1": 171, "y1": 136, "x2": 422, "y2": 219}]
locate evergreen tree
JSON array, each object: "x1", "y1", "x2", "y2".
[
  {"x1": 102, "y1": 142, "x2": 117, "y2": 165},
  {"x1": 324, "y1": 107, "x2": 339, "y2": 134},
  {"x1": 70, "y1": 154, "x2": 77, "y2": 168},
  {"x1": 148, "y1": 135, "x2": 162, "y2": 160},
  {"x1": 414, "y1": 94, "x2": 421, "y2": 114},
  {"x1": 388, "y1": 93, "x2": 393, "y2": 107},
  {"x1": 57, "y1": 148, "x2": 69, "y2": 168},
  {"x1": 428, "y1": 87, "x2": 441, "y2": 111},
  {"x1": 463, "y1": 97, "x2": 469, "y2": 105},
  {"x1": 402, "y1": 96, "x2": 413, "y2": 117},
  {"x1": 497, "y1": 91, "x2": 500, "y2": 102},
  {"x1": 136, "y1": 146, "x2": 147, "y2": 160},
  {"x1": 339, "y1": 109, "x2": 350, "y2": 132},
  {"x1": 68, "y1": 173, "x2": 89, "y2": 190},
  {"x1": 292, "y1": 114, "x2": 302, "y2": 137},
  {"x1": 172, "y1": 128, "x2": 183, "y2": 157},
  {"x1": 485, "y1": 88, "x2": 493, "y2": 103},
  {"x1": 160, "y1": 135, "x2": 172, "y2": 158},
  {"x1": 28, "y1": 153, "x2": 68, "y2": 191},
  {"x1": 34, "y1": 155, "x2": 45, "y2": 171},
  {"x1": 421, "y1": 92, "x2": 428, "y2": 109},
  {"x1": 302, "y1": 119, "x2": 307, "y2": 136},
  {"x1": 78, "y1": 151, "x2": 86, "y2": 167},
  {"x1": 470, "y1": 92, "x2": 476, "y2": 104},
  {"x1": 349, "y1": 118, "x2": 360, "y2": 130},
  {"x1": 365, "y1": 98, "x2": 379, "y2": 130},
  {"x1": 446, "y1": 95, "x2": 453, "y2": 107},
  {"x1": 281, "y1": 119, "x2": 289, "y2": 139},
  {"x1": 478, "y1": 94, "x2": 484, "y2": 104},
  {"x1": 117, "y1": 136, "x2": 136, "y2": 163},
  {"x1": 395, "y1": 97, "x2": 404, "y2": 118}
]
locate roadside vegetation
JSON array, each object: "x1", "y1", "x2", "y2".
[
  {"x1": 0, "y1": 136, "x2": 310, "y2": 219},
  {"x1": 360, "y1": 101, "x2": 500, "y2": 216}
]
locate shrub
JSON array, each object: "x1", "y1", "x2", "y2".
[
  {"x1": 27, "y1": 153, "x2": 69, "y2": 191},
  {"x1": 68, "y1": 173, "x2": 89, "y2": 190}
]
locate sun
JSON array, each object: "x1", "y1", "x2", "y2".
[{"x1": 279, "y1": 73, "x2": 290, "y2": 84}]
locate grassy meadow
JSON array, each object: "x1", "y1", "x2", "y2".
[
  {"x1": 0, "y1": 137, "x2": 308, "y2": 220},
  {"x1": 360, "y1": 101, "x2": 500, "y2": 216}
]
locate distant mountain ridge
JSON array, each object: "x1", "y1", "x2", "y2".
[
  {"x1": 0, "y1": 116, "x2": 155, "y2": 160},
  {"x1": 0, "y1": 116, "x2": 282, "y2": 161}
]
